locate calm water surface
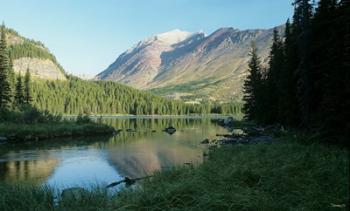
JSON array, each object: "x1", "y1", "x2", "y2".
[{"x1": 0, "y1": 117, "x2": 227, "y2": 190}]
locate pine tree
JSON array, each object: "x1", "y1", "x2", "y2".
[
  {"x1": 242, "y1": 42, "x2": 263, "y2": 121},
  {"x1": 0, "y1": 24, "x2": 11, "y2": 109},
  {"x1": 24, "y1": 68, "x2": 32, "y2": 104},
  {"x1": 318, "y1": 0, "x2": 350, "y2": 143},
  {"x1": 7, "y1": 56, "x2": 16, "y2": 106},
  {"x1": 15, "y1": 73, "x2": 25, "y2": 106},
  {"x1": 293, "y1": 0, "x2": 314, "y2": 127},
  {"x1": 309, "y1": 0, "x2": 337, "y2": 123},
  {"x1": 264, "y1": 28, "x2": 285, "y2": 124}
]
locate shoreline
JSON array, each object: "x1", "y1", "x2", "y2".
[{"x1": 0, "y1": 122, "x2": 116, "y2": 143}]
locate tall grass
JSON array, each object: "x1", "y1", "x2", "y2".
[{"x1": 115, "y1": 139, "x2": 349, "y2": 210}]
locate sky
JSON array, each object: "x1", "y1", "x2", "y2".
[{"x1": 0, "y1": 0, "x2": 293, "y2": 76}]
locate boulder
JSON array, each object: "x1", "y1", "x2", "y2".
[
  {"x1": 0, "y1": 136, "x2": 7, "y2": 144},
  {"x1": 217, "y1": 117, "x2": 235, "y2": 127},
  {"x1": 201, "y1": 138, "x2": 210, "y2": 144},
  {"x1": 251, "y1": 136, "x2": 273, "y2": 142},
  {"x1": 224, "y1": 117, "x2": 234, "y2": 125},
  {"x1": 164, "y1": 126, "x2": 176, "y2": 135}
]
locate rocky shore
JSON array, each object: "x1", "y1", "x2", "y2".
[{"x1": 201, "y1": 117, "x2": 286, "y2": 146}]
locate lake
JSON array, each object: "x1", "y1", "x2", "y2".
[{"x1": 0, "y1": 116, "x2": 228, "y2": 191}]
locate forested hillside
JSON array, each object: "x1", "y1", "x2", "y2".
[
  {"x1": 4, "y1": 27, "x2": 66, "y2": 80},
  {"x1": 6, "y1": 28, "x2": 65, "y2": 73},
  {"x1": 243, "y1": 0, "x2": 349, "y2": 144},
  {"x1": 30, "y1": 76, "x2": 242, "y2": 115}
]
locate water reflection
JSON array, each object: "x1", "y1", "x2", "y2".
[
  {"x1": 0, "y1": 159, "x2": 58, "y2": 183},
  {"x1": 0, "y1": 117, "x2": 226, "y2": 189}
]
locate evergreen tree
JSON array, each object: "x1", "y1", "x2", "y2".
[
  {"x1": 0, "y1": 24, "x2": 11, "y2": 109},
  {"x1": 275, "y1": 20, "x2": 294, "y2": 125},
  {"x1": 24, "y1": 68, "x2": 32, "y2": 104},
  {"x1": 309, "y1": 0, "x2": 337, "y2": 123},
  {"x1": 264, "y1": 28, "x2": 285, "y2": 124},
  {"x1": 318, "y1": 0, "x2": 350, "y2": 142},
  {"x1": 242, "y1": 0, "x2": 350, "y2": 144},
  {"x1": 7, "y1": 56, "x2": 16, "y2": 106},
  {"x1": 293, "y1": 0, "x2": 314, "y2": 127},
  {"x1": 242, "y1": 42, "x2": 263, "y2": 121},
  {"x1": 15, "y1": 73, "x2": 25, "y2": 106}
]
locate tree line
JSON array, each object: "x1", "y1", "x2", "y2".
[
  {"x1": 30, "y1": 76, "x2": 242, "y2": 115},
  {"x1": 243, "y1": 0, "x2": 349, "y2": 144}
]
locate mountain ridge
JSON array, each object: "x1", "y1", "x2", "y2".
[{"x1": 96, "y1": 26, "x2": 284, "y2": 101}]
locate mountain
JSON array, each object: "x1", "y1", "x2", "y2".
[
  {"x1": 96, "y1": 27, "x2": 284, "y2": 101},
  {"x1": 5, "y1": 28, "x2": 66, "y2": 80}
]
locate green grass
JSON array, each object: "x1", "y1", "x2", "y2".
[
  {"x1": 0, "y1": 135, "x2": 348, "y2": 210},
  {"x1": 114, "y1": 138, "x2": 349, "y2": 210},
  {"x1": 0, "y1": 122, "x2": 115, "y2": 142}
]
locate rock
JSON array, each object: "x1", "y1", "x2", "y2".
[
  {"x1": 211, "y1": 139, "x2": 218, "y2": 144},
  {"x1": 217, "y1": 117, "x2": 235, "y2": 127},
  {"x1": 224, "y1": 117, "x2": 234, "y2": 125},
  {"x1": 61, "y1": 187, "x2": 87, "y2": 201},
  {"x1": 232, "y1": 129, "x2": 245, "y2": 136},
  {"x1": 164, "y1": 126, "x2": 176, "y2": 135},
  {"x1": 201, "y1": 138, "x2": 210, "y2": 144},
  {"x1": 251, "y1": 136, "x2": 273, "y2": 142},
  {"x1": 218, "y1": 137, "x2": 250, "y2": 145},
  {"x1": 14, "y1": 57, "x2": 66, "y2": 80},
  {"x1": 0, "y1": 137, "x2": 7, "y2": 144}
]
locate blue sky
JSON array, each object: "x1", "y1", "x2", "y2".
[{"x1": 0, "y1": 0, "x2": 293, "y2": 76}]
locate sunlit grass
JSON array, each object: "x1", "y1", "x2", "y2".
[{"x1": 0, "y1": 122, "x2": 115, "y2": 142}]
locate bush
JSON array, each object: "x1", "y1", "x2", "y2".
[
  {"x1": 76, "y1": 114, "x2": 92, "y2": 124},
  {"x1": 0, "y1": 107, "x2": 62, "y2": 124}
]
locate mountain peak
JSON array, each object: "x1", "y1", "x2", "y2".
[
  {"x1": 97, "y1": 26, "x2": 278, "y2": 100},
  {"x1": 155, "y1": 29, "x2": 193, "y2": 45}
]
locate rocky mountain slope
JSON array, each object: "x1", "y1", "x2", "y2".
[
  {"x1": 5, "y1": 28, "x2": 66, "y2": 80},
  {"x1": 96, "y1": 27, "x2": 283, "y2": 101}
]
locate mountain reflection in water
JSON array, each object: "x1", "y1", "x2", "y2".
[{"x1": 0, "y1": 116, "x2": 227, "y2": 189}]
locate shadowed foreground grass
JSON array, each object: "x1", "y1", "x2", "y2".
[{"x1": 0, "y1": 136, "x2": 348, "y2": 210}]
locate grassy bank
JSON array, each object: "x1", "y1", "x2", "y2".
[
  {"x1": 114, "y1": 137, "x2": 349, "y2": 210},
  {"x1": 0, "y1": 134, "x2": 348, "y2": 210},
  {"x1": 0, "y1": 122, "x2": 115, "y2": 142},
  {"x1": 0, "y1": 107, "x2": 115, "y2": 142}
]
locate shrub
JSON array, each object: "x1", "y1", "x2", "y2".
[{"x1": 76, "y1": 114, "x2": 92, "y2": 124}]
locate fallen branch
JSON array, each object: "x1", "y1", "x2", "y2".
[{"x1": 106, "y1": 176, "x2": 152, "y2": 188}]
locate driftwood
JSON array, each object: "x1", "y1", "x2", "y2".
[{"x1": 106, "y1": 176, "x2": 152, "y2": 188}]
